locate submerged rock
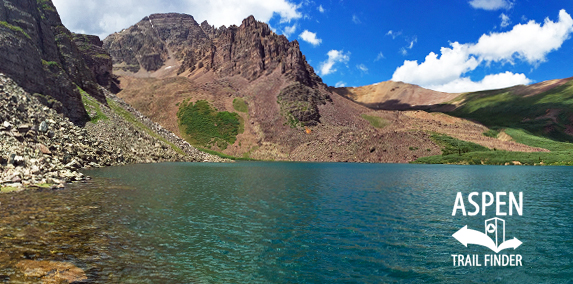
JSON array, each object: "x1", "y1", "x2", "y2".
[{"x1": 16, "y1": 260, "x2": 87, "y2": 283}]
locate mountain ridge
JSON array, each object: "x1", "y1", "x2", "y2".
[{"x1": 104, "y1": 12, "x2": 550, "y2": 163}]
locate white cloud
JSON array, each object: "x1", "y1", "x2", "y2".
[
  {"x1": 392, "y1": 10, "x2": 573, "y2": 92},
  {"x1": 283, "y1": 24, "x2": 297, "y2": 38},
  {"x1": 318, "y1": 5, "x2": 325, "y2": 13},
  {"x1": 335, "y1": 81, "x2": 347, "y2": 87},
  {"x1": 357, "y1": 64, "x2": 368, "y2": 73},
  {"x1": 299, "y1": 30, "x2": 322, "y2": 46},
  {"x1": 352, "y1": 14, "x2": 361, "y2": 24},
  {"x1": 374, "y1": 52, "x2": 385, "y2": 61},
  {"x1": 470, "y1": 10, "x2": 573, "y2": 64},
  {"x1": 427, "y1": 72, "x2": 531, "y2": 93},
  {"x1": 469, "y1": 0, "x2": 513, "y2": 11},
  {"x1": 52, "y1": 0, "x2": 302, "y2": 38},
  {"x1": 500, "y1": 13, "x2": 511, "y2": 28},
  {"x1": 400, "y1": 36, "x2": 417, "y2": 55},
  {"x1": 386, "y1": 30, "x2": 402, "y2": 39},
  {"x1": 393, "y1": 42, "x2": 480, "y2": 87},
  {"x1": 407, "y1": 37, "x2": 417, "y2": 49},
  {"x1": 319, "y1": 50, "x2": 350, "y2": 76}
]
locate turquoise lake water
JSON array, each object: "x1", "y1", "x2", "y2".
[{"x1": 2, "y1": 162, "x2": 572, "y2": 283}]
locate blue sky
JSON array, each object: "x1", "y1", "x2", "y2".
[{"x1": 53, "y1": 0, "x2": 573, "y2": 92}]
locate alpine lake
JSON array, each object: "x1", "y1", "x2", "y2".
[{"x1": 0, "y1": 162, "x2": 572, "y2": 283}]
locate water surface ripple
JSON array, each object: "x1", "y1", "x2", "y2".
[{"x1": 1, "y1": 162, "x2": 572, "y2": 283}]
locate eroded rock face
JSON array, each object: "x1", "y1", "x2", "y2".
[
  {"x1": 104, "y1": 13, "x2": 328, "y2": 125},
  {"x1": 103, "y1": 14, "x2": 323, "y2": 86},
  {"x1": 278, "y1": 82, "x2": 331, "y2": 126},
  {"x1": 0, "y1": 0, "x2": 105, "y2": 124},
  {"x1": 103, "y1": 13, "x2": 210, "y2": 72},
  {"x1": 73, "y1": 33, "x2": 120, "y2": 93},
  {"x1": 177, "y1": 15, "x2": 323, "y2": 87}
]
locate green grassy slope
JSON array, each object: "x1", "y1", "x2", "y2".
[
  {"x1": 412, "y1": 129, "x2": 573, "y2": 165},
  {"x1": 449, "y1": 79, "x2": 573, "y2": 142},
  {"x1": 412, "y1": 78, "x2": 573, "y2": 165}
]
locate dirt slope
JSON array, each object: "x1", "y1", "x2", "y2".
[{"x1": 332, "y1": 81, "x2": 460, "y2": 110}]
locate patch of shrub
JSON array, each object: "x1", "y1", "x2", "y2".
[
  {"x1": 177, "y1": 100, "x2": 241, "y2": 149},
  {"x1": 430, "y1": 133, "x2": 490, "y2": 156},
  {"x1": 483, "y1": 129, "x2": 500, "y2": 138}
]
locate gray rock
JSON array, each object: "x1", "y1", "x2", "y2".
[
  {"x1": 12, "y1": 132, "x2": 24, "y2": 142},
  {"x1": 7, "y1": 154, "x2": 16, "y2": 165},
  {"x1": 17, "y1": 103, "x2": 26, "y2": 112},
  {"x1": 14, "y1": 156, "x2": 25, "y2": 166},
  {"x1": 39, "y1": 121, "x2": 48, "y2": 132},
  {"x1": 17, "y1": 124, "x2": 30, "y2": 132}
]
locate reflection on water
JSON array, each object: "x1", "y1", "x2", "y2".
[{"x1": 0, "y1": 162, "x2": 572, "y2": 283}]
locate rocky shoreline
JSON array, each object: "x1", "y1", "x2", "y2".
[
  {"x1": 103, "y1": 90, "x2": 221, "y2": 162},
  {"x1": 0, "y1": 73, "x2": 225, "y2": 192}
]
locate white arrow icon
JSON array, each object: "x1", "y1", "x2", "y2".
[{"x1": 452, "y1": 225, "x2": 522, "y2": 253}]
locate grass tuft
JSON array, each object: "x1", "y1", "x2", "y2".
[
  {"x1": 0, "y1": 21, "x2": 31, "y2": 39},
  {"x1": 232, "y1": 98, "x2": 249, "y2": 113},
  {"x1": 361, "y1": 114, "x2": 390, "y2": 128},
  {"x1": 78, "y1": 87, "x2": 108, "y2": 123}
]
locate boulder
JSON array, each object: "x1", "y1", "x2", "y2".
[{"x1": 16, "y1": 260, "x2": 87, "y2": 283}]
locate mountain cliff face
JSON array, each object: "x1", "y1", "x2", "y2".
[
  {"x1": 103, "y1": 13, "x2": 208, "y2": 73},
  {"x1": 104, "y1": 14, "x2": 322, "y2": 86},
  {"x1": 0, "y1": 0, "x2": 106, "y2": 124},
  {"x1": 73, "y1": 33, "x2": 120, "y2": 93}
]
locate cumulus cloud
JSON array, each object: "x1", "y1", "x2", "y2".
[
  {"x1": 392, "y1": 10, "x2": 573, "y2": 92},
  {"x1": 318, "y1": 5, "x2": 325, "y2": 13},
  {"x1": 335, "y1": 81, "x2": 347, "y2": 87},
  {"x1": 393, "y1": 42, "x2": 480, "y2": 87},
  {"x1": 319, "y1": 50, "x2": 350, "y2": 76},
  {"x1": 469, "y1": 0, "x2": 513, "y2": 11},
  {"x1": 470, "y1": 10, "x2": 573, "y2": 64},
  {"x1": 52, "y1": 0, "x2": 302, "y2": 38},
  {"x1": 500, "y1": 13, "x2": 511, "y2": 28},
  {"x1": 299, "y1": 30, "x2": 322, "y2": 46},
  {"x1": 427, "y1": 72, "x2": 531, "y2": 93},
  {"x1": 283, "y1": 24, "x2": 297, "y2": 38}
]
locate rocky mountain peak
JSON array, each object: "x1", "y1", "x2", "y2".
[
  {"x1": 104, "y1": 13, "x2": 209, "y2": 73},
  {"x1": 104, "y1": 13, "x2": 323, "y2": 87},
  {"x1": 200, "y1": 20, "x2": 216, "y2": 38},
  {"x1": 104, "y1": 14, "x2": 328, "y2": 126}
]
